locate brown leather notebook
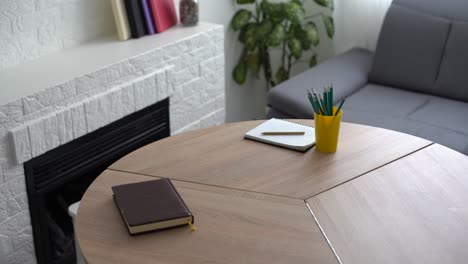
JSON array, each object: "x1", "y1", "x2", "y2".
[{"x1": 112, "y1": 178, "x2": 194, "y2": 235}]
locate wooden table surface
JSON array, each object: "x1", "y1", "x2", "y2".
[
  {"x1": 77, "y1": 170, "x2": 338, "y2": 264},
  {"x1": 76, "y1": 120, "x2": 468, "y2": 263},
  {"x1": 307, "y1": 144, "x2": 468, "y2": 264},
  {"x1": 109, "y1": 120, "x2": 431, "y2": 199}
]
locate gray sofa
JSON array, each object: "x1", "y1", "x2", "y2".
[{"x1": 267, "y1": 0, "x2": 468, "y2": 155}]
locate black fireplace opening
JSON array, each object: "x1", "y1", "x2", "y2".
[{"x1": 24, "y1": 98, "x2": 170, "y2": 264}]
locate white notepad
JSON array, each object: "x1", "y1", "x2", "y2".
[{"x1": 244, "y1": 119, "x2": 315, "y2": 152}]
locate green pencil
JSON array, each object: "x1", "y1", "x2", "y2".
[
  {"x1": 308, "y1": 91, "x2": 318, "y2": 114},
  {"x1": 335, "y1": 97, "x2": 346, "y2": 116},
  {"x1": 323, "y1": 88, "x2": 329, "y2": 116},
  {"x1": 318, "y1": 94, "x2": 326, "y2": 115},
  {"x1": 312, "y1": 89, "x2": 324, "y2": 115},
  {"x1": 314, "y1": 95, "x2": 323, "y2": 115}
]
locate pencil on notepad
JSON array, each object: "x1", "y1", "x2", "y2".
[{"x1": 261, "y1": 131, "x2": 305, "y2": 135}]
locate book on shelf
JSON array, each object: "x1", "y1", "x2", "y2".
[
  {"x1": 124, "y1": 0, "x2": 148, "y2": 38},
  {"x1": 148, "y1": 0, "x2": 178, "y2": 33},
  {"x1": 112, "y1": 178, "x2": 194, "y2": 235},
  {"x1": 110, "y1": 0, "x2": 131, "y2": 40},
  {"x1": 140, "y1": 0, "x2": 156, "y2": 35}
]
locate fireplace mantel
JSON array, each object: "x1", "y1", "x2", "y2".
[
  {"x1": 0, "y1": 22, "x2": 225, "y2": 264},
  {"x1": 0, "y1": 23, "x2": 222, "y2": 106}
]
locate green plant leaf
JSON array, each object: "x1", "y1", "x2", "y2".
[
  {"x1": 290, "y1": 0, "x2": 306, "y2": 14},
  {"x1": 246, "y1": 53, "x2": 261, "y2": 77},
  {"x1": 267, "y1": 24, "x2": 285, "y2": 47},
  {"x1": 323, "y1": 16, "x2": 335, "y2": 38},
  {"x1": 260, "y1": 0, "x2": 270, "y2": 12},
  {"x1": 299, "y1": 36, "x2": 311, "y2": 50},
  {"x1": 288, "y1": 38, "x2": 302, "y2": 59},
  {"x1": 261, "y1": 1, "x2": 285, "y2": 23},
  {"x1": 233, "y1": 62, "x2": 248, "y2": 85},
  {"x1": 275, "y1": 66, "x2": 289, "y2": 84},
  {"x1": 304, "y1": 22, "x2": 320, "y2": 46},
  {"x1": 294, "y1": 23, "x2": 316, "y2": 51},
  {"x1": 287, "y1": 22, "x2": 301, "y2": 40},
  {"x1": 236, "y1": 0, "x2": 256, "y2": 4},
  {"x1": 291, "y1": 0, "x2": 302, "y2": 5},
  {"x1": 314, "y1": 0, "x2": 331, "y2": 8},
  {"x1": 284, "y1": 2, "x2": 304, "y2": 24},
  {"x1": 294, "y1": 26, "x2": 310, "y2": 50},
  {"x1": 244, "y1": 24, "x2": 258, "y2": 51},
  {"x1": 257, "y1": 19, "x2": 273, "y2": 39},
  {"x1": 231, "y1": 9, "x2": 252, "y2": 31},
  {"x1": 309, "y1": 55, "x2": 318, "y2": 67},
  {"x1": 238, "y1": 22, "x2": 254, "y2": 43}
]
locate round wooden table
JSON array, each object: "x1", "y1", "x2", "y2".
[{"x1": 76, "y1": 120, "x2": 468, "y2": 264}]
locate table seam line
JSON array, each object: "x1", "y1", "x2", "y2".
[
  {"x1": 304, "y1": 201, "x2": 343, "y2": 264},
  {"x1": 304, "y1": 142, "x2": 435, "y2": 200},
  {"x1": 107, "y1": 168, "x2": 304, "y2": 201}
]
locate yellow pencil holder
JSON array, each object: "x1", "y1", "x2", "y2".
[{"x1": 314, "y1": 107, "x2": 343, "y2": 153}]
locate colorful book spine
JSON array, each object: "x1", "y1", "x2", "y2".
[
  {"x1": 140, "y1": 0, "x2": 156, "y2": 34},
  {"x1": 110, "y1": 0, "x2": 131, "y2": 40},
  {"x1": 124, "y1": 0, "x2": 148, "y2": 38},
  {"x1": 148, "y1": 0, "x2": 178, "y2": 33}
]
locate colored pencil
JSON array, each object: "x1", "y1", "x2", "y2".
[
  {"x1": 335, "y1": 97, "x2": 346, "y2": 116},
  {"x1": 307, "y1": 86, "x2": 345, "y2": 116}
]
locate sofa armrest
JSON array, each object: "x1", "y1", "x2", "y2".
[{"x1": 267, "y1": 48, "x2": 374, "y2": 118}]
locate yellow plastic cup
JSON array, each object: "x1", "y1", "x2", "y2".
[{"x1": 314, "y1": 107, "x2": 343, "y2": 153}]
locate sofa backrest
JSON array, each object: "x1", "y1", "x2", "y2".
[{"x1": 370, "y1": 0, "x2": 468, "y2": 102}]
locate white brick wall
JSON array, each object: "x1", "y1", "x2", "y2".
[
  {"x1": 0, "y1": 0, "x2": 115, "y2": 71},
  {"x1": 0, "y1": 25, "x2": 225, "y2": 264}
]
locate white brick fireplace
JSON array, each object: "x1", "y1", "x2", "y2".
[{"x1": 0, "y1": 23, "x2": 225, "y2": 263}]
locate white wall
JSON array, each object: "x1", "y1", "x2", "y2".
[
  {"x1": 188, "y1": 0, "x2": 267, "y2": 122},
  {"x1": 334, "y1": 0, "x2": 391, "y2": 54},
  {"x1": 0, "y1": 0, "x2": 335, "y2": 122}
]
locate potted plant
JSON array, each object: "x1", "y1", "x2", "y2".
[{"x1": 231, "y1": 0, "x2": 334, "y2": 89}]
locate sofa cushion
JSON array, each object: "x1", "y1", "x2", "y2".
[
  {"x1": 408, "y1": 96, "x2": 468, "y2": 135},
  {"x1": 435, "y1": 22, "x2": 468, "y2": 102},
  {"x1": 369, "y1": 4, "x2": 451, "y2": 93},
  {"x1": 343, "y1": 110, "x2": 468, "y2": 155},
  {"x1": 266, "y1": 107, "x2": 294, "y2": 119},
  {"x1": 267, "y1": 48, "x2": 373, "y2": 118},
  {"x1": 345, "y1": 84, "x2": 431, "y2": 118}
]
